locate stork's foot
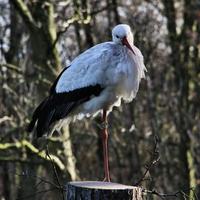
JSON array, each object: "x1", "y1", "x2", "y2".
[
  {"x1": 103, "y1": 176, "x2": 111, "y2": 182},
  {"x1": 97, "y1": 121, "x2": 109, "y2": 130}
]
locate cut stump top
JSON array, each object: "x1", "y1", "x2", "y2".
[
  {"x1": 69, "y1": 181, "x2": 136, "y2": 189},
  {"x1": 66, "y1": 181, "x2": 142, "y2": 200}
]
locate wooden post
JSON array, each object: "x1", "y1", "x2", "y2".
[{"x1": 66, "y1": 181, "x2": 142, "y2": 200}]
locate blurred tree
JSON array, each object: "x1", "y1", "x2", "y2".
[{"x1": 163, "y1": 0, "x2": 200, "y2": 197}]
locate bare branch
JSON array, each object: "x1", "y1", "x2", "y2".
[
  {"x1": 10, "y1": 0, "x2": 38, "y2": 30},
  {"x1": 53, "y1": 3, "x2": 113, "y2": 47},
  {"x1": 0, "y1": 156, "x2": 43, "y2": 164},
  {"x1": 0, "y1": 140, "x2": 65, "y2": 171},
  {"x1": 15, "y1": 172, "x2": 60, "y2": 189},
  {"x1": 52, "y1": 15, "x2": 80, "y2": 49},
  {"x1": 143, "y1": 187, "x2": 195, "y2": 199},
  {"x1": 13, "y1": 171, "x2": 68, "y2": 200},
  {"x1": 0, "y1": 116, "x2": 12, "y2": 124},
  {"x1": 90, "y1": 3, "x2": 114, "y2": 16},
  {"x1": 16, "y1": 188, "x2": 58, "y2": 200},
  {"x1": 134, "y1": 136, "x2": 160, "y2": 186},
  {"x1": 0, "y1": 63, "x2": 22, "y2": 74},
  {"x1": 46, "y1": 145, "x2": 65, "y2": 200}
]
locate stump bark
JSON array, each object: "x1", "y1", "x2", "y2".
[{"x1": 66, "y1": 181, "x2": 142, "y2": 200}]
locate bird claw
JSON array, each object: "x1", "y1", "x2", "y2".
[{"x1": 103, "y1": 177, "x2": 111, "y2": 182}]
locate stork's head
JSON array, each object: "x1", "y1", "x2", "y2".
[{"x1": 112, "y1": 24, "x2": 135, "y2": 55}]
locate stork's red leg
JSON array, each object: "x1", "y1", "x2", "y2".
[{"x1": 101, "y1": 109, "x2": 110, "y2": 182}]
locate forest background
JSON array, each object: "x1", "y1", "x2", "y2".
[{"x1": 0, "y1": 0, "x2": 200, "y2": 199}]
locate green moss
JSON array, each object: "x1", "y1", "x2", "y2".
[{"x1": 187, "y1": 150, "x2": 196, "y2": 199}]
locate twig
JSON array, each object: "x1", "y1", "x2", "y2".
[
  {"x1": 13, "y1": 168, "x2": 67, "y2": 199},
  {"x1": 52, "y1": 15, "x2": 80, "y2": 49},
  {"x1": 16, "y1": 188, "x2": 57, "y2": 200},
  {"x1": 142, "y1": 187, "x2": 197, "y2": 200},
  {"x1": 46, "y1": 145, "x2": 65, "y2": 200},
  {"x1": 90, "y1": 3, "x2": 114, "y2": 16},
  {"x1": 15, "y1": 172, "x2": 60, "y2": 189},
  {"x1": 134, "y1": 135, "x2": 160, "y2": 186},
  {"x1": 33, "y1": 180, "x2": 43, "y2": 189},
  {"x1": 52, "y1": 3, "x2": 113, "y2": 48}
]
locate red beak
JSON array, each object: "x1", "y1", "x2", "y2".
[{"x1": 122, "y1": 37, "x2": 136, "y2": 55}]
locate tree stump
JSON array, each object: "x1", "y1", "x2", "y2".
[{"x1": 66, "y1": 181, "x2": 142, "y2": 200}]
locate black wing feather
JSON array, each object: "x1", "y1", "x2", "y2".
[
  {"x1": 27, "y1": 97, "x2": 48, "y2": 132},
  {"x1": 28, "y1": 82, "x2": 103, "y2": 137}
]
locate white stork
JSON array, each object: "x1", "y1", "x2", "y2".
[{"x1": 28, "y1": 24, "x2": 146, "y2": 182}]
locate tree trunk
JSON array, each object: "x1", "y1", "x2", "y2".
[{"x1": 61, "y1": 125, "x2": 79, "y2": 181}]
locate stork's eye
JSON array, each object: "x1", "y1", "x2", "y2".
[{"x1": 116, "y1": 35, "x2": 119, "y2": 38}]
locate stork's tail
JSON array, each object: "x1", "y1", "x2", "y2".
[
  {"x1": 27, "y1": 96, "x2": 77, "y2": 137},
  {"x1": 27, "y1": 98, "x2": 50, "y2": 137}
]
